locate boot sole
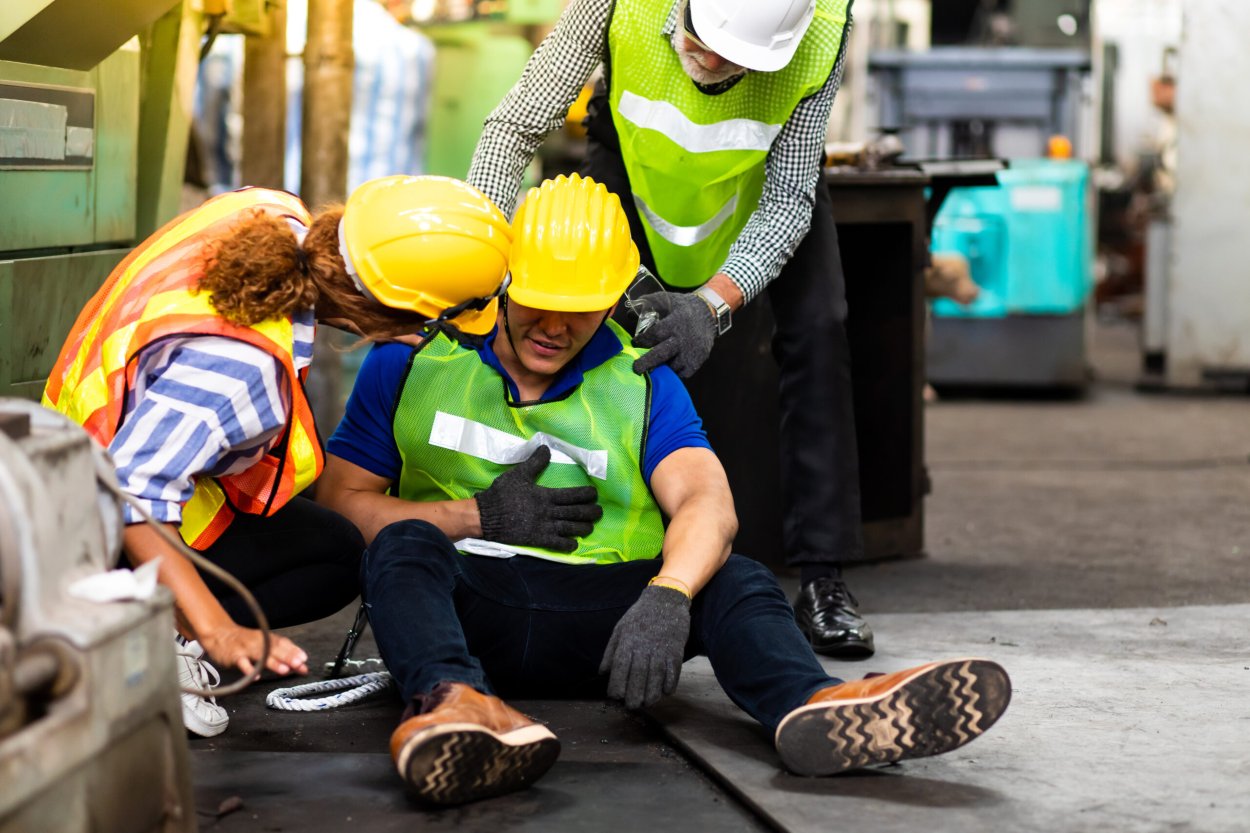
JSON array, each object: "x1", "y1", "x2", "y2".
[
  {"x1": 775, "y1": 658, "x2": 1011, "y2": 776},
  {"x1": 397, "y1": 722, "x2": 560, "y2": 805}
]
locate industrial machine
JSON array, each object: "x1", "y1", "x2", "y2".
[
  {"x1": 418, "y1": 0, "x2": 562, "y2": 180},
  {"x1": 0, "y1": 0, "x2": 202, "y2": 400},
  {"x1": 869, "y1": 47, "x2": 1095, "y2": 389},
  {"x1": 0, "y1": 399, "x2": 195, "y2": 833},
  {"x1": 2, "y1": 0, "x2": 205, "y2": 820},
  {"x1": 928, "y1": 158, "x2": 1094, "y2": 388}
]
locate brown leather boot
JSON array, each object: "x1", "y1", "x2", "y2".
[
  {"x1": 389, "y1": 682, "x2": 560, "y2": 805},
  {"x1": 775, "y1": 658, "x2": 1011, "y2": 776}
]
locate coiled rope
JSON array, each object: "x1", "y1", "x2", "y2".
[{"x1": 265, "y1": 671, "x2": 396, "y2": 712}]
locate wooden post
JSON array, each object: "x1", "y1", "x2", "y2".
[
  {"x1": 301, "y1": 0, "x2": 354, "y2": 434},
  {"x1": 241, "y1": 0, "x2": 288, "y2": 188}
]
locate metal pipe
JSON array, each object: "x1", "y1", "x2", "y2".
[{"x1": 14, "y1": 652, "x2": 59, "y2": 697}]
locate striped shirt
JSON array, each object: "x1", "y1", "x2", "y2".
[
  {"x1": 111, "y1": 305, "x2": 316, "y2": 526},
  {"x1": 467, "y1": 0, "x2": 851, "y2": 304}
]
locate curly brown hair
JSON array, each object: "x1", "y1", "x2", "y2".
[{"x1": 199, "y1": 206, "x2": 432, "y2": 341}]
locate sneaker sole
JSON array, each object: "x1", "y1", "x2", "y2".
[
  {"x1": 397, "y1": 722, "x2": 560, "y2": 805},
  {"x1": 775, "y1": 658, "x2": 1011, "y2": 776}
]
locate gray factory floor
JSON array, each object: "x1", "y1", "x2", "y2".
[{"x1": 190, "y1": 317, "x2": 1250, "y2": 832}]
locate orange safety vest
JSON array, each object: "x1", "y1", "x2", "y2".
[{"x1": 43, "y1": 188, "x2": 325, "y2": 550}]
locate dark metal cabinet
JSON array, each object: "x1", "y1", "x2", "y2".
[{"x1": 686, "y1": 170, "x2": 930, "y2": 568}]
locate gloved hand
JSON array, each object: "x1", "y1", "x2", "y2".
[
  {"x1": 630, "y1": 291, "x2": 718, "y2": 378},
  {"x1": 475, "y1": 445, "x2": 603, "y2": 552},
  {"x1": 599, "y1": 584, "x2": 691, "y2": 709}
]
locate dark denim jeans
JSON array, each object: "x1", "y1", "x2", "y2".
[{"x1": 362, "y1": 520, "x2": 840, "y2": 731}]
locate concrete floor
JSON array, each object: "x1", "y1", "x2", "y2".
[{"x1": 191, "y1": 317, "x2": 1250, "y2": 832}]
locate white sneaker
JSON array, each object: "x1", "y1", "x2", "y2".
[{"x1": 175, "y1": 639, "x2": 229, "y2": 737}]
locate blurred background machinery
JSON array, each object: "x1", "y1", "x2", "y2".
[
  {"x1": 1130, "y1": 0, "x2": 1250, "y2": 391},
  {"x1": 867, "y1": 8, "x2": 1095, "y2": 390},
  {"x1": 0, "y1": 399, "x2": 194, "y2": 833}
]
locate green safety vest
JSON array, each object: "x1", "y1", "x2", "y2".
[
  {"x1": 392, "y1": 322, "x2": 667, "y2": 565},
  {"x1": 607, "y1": 0, "x2": 850, "y2": 286}
]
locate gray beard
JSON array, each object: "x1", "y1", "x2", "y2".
[{"x1": 671, "y1": 28, "x2": 747, "y2": 86}]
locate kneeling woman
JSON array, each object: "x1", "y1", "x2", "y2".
[{"x1": 43, "y1": 176, "x2": 510, "y2": 736}]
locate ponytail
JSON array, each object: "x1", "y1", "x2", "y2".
[{"x1": 199, "y1": 209, "x2": 320, "y2": 326}]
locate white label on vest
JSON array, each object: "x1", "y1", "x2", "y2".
[
  {"x1": 617, "y1": 90, "x2": 782, "y2": 153},
  {"x1": 429, "y1": 411, "x2": 608, "y2": 481},
  {"x1": 634, "y1": 191, "x2": 739, "y2": 247}
]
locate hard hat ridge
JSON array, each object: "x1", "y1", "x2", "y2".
[{"x1": 508, "y1": 174, "x2": 640, "y2": 313}]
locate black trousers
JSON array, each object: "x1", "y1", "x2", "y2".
[
  {"x1": 197, "y1": 495, "x2": 365, "y2": 628},
  {"x1": 583, "y1": 123, "x2": 864, "y2": 566}
]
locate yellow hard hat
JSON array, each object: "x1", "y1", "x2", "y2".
[
  {"x1": 341, "y1": 175, "x2": 511, "y2": 335},
  {"x1": 508, "y1": 173, "x2": 640, "y2": 313}
]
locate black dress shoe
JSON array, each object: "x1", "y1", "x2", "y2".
[{"x1": 793, "y1": 577, "x2": 875, "y2": 658}]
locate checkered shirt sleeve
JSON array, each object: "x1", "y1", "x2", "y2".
[{"x1": 467, "y1": 0, "x2": 613, "y2": 218}]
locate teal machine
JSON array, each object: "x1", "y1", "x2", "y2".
[
  {"x1": 422, "y1": 0, "x2": 563, "y2": 180},
  {"x1": 929, "y1": 159, "x2": 1093, "y2": 388}
]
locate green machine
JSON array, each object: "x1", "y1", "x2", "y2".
[
  {"x1": 422, "y1": 0, "x2": 562, "y2": 181},
  {"x1": 0, "y1": 0, "x2": 204, "y2": 399}
]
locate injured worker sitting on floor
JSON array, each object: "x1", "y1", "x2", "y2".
[{"x1": 316, "y1": 173, "x2": 1012, "y2": 806}]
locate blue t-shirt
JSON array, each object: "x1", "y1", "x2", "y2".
[{"x1": 328, "y1": 325, "x2": 710, "y2": 486}]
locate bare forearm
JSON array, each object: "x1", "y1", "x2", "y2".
[
  {"x1": 657, "y1": 494, "x2": 737, "y2": 596},
  {"x1": 320, "y1": 488, "x2": 481, "y2": 546},
  {"x1": 123, "y1": 523, "x2": 232, "y2": 639},
  {"x1": 122, "y1": 522, "x2": 308, "y2": 675}
]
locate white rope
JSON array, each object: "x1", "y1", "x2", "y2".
[{"x1": 265, "y1": 671, "x2": 396, "y2": 712}]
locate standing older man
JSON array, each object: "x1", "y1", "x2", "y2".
[{"x1": 468, "y1": 0, "x2": 873, "y2": 657}]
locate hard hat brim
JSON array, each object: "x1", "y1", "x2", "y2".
[
  {"x1": 445, "y1": 297, "x2": 501, "y2": 336},
  {"x1": 507, "y1": 284, "x2": 622, "y2": 314}
]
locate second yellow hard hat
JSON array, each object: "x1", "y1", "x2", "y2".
[{"x1": 341, "y1": 175, "x2": 511, "y2": 335}]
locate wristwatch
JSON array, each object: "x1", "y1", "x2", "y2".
[{"x1": 695, "y1": 286, "x2": 733, "y2": 336}]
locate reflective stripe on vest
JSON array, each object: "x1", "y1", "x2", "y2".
[
  {"x1": 392, "y1": 323, "x2": 667, "y2": 565},
  {"x1": 607, "y1": 0, "x2": 849, "y2": 286},
  {"x1": 42, "y1": 187, "x2": 324, "y2": 550}
]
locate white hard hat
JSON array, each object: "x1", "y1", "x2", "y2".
[{"x1": 686, "y1": 0, "x2": 817, "y2": 73}]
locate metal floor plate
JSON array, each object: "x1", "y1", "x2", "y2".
[{"x1": 646, "y1": 605, "x2": 1250, "y2": 833}]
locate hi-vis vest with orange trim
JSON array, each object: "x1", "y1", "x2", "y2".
[{"x1": 42, "y1": 187, "x2": 325, "y2": 550}]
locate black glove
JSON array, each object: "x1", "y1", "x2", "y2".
[
  {"x1": 475, "y1": 445, "x2": 603, "y2": 552},
  {"x1": 599, "y1": 585, "x2": 691, "y2": 709},
  {"x1": 630, "y1": 291, "x2": 717, "y2": 378}
]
